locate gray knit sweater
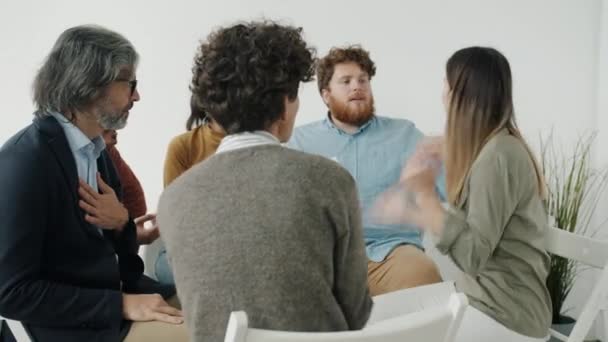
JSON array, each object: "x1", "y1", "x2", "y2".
[{"x1": 158, "y1": 145, "x2": 372, "y2": 342}]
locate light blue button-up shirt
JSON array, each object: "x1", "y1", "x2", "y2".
[
  {"x1": 50, "y1": 112, "x2": 105, "y2": 209},
  {"x1": 288, "y1": 115, "x2": 445, "y2": 262}
]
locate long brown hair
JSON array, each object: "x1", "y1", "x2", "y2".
[
  {"x1": 186, "y1": 94, "x2": 206, "y2": 131},
  {"x1": 444, "y1": 47, "x2": 545, "y2": 204}
]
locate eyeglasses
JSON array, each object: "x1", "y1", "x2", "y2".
[{"x1": 115, "y1": 78, "x2": 138, "y2": 95}]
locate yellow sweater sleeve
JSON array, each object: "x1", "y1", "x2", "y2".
[{"x1": 163, "y1": 135, "x2": 190, "y2": 187}]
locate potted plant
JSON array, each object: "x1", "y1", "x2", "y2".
[{"x1": 540, "y1": 132, "x2": 608, "y2": 340}]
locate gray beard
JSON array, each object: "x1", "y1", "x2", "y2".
[{"x1": 98, "y1": 111, "x2": 127, "y2": 130}]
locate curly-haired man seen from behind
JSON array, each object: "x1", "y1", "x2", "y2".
[{"x1": 157, "y1": 21, "x2": 373, "y2": 341}]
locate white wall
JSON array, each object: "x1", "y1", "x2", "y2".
[
  {"x1": 591, "y1": 0, "x2": 608, "y2": 338},
  {"x1": 0, "y1": 0, "x2": 602, "y2": 211},
  {"x1": 596, "y1": 0, "x2": 608, "y2": 226},
  {"x1": 0, "y1": 0, "x2": 606, "y2": 339}
]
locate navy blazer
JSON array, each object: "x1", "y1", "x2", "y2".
[{"x1": 0, "y1": 116, "x2": 174, "y2": 342}]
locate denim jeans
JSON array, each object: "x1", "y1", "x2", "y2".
[{"x1": 154, "y1": 248, "x2": 175, "y2": 286}]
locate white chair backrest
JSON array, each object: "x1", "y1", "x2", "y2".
[
  {"x1": 0, "y1": 316, "x2": 32, "y2": 342},
  {"x1": 544, "y1": 227, "x2": 608, "y2": 268},
  {"x1": 367, "y1": 281, "x2": 455, "y2": 325},
  {"x1": 543, "y1": 226, "x2": 608, "y2": 342},
  {"x1": 224, "y1": 292, "x2": 467, "y2": 342}
]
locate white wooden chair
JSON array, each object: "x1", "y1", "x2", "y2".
[
  {"x1": 224, "y1": 292, "x2": 467, "y2": 342},
  {"x1": 0, "y1": 315, "x2": 32, "y2": 342},
  {"x1": 544, "y1": 226, "x2": 608, "y2": 342},
  {"x1": 367, "y1": 281, "x2": 456, "y2": 325}
]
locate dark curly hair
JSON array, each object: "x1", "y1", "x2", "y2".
[
  {"x1": 191, "y1": 21, "x2": 316, "y2": 134},
  {"x1": 316, "y1": 45, "x2": 376, "y2": 94}
]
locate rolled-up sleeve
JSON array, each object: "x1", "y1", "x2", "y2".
[{"x1": 434, "y1": 151, "x2": 519, "y2": 276}]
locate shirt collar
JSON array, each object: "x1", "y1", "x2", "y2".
[
  {"x1": 322, "y1": 111, "x2": 376, "y2": 136},
  {"x1": 216, "y1": 130, "x2": 280, "y2": 154},
  {"x1": 50, "y1": 112, "x2": 106, "y2": 158}
]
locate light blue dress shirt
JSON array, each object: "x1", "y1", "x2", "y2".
[
  {"x1": 288, "y1": 115, "x2": 446, "y2": 262},
  {"x1": 50, "y1": 112, "x2": 105, "y2": 232}
]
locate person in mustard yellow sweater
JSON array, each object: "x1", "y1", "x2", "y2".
[
  {"x1": 155, "y1": 97, "x2": 225, "y2": 285},
  {"x1": 163, "y1": 97, "x2": 226, "y2": 187}
]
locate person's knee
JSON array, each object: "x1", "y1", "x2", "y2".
[
  {"x1": 418, "y1": 259, "x2": 442, "y2": 283},
  {"x1": 154, "y1": 251, "x2": 176, "y2": 286},
  {"x1": 392, "y1": 246, "x2": 442, "y2": 284}
]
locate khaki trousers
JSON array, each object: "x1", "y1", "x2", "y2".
[{"x1": 367, "y1": 245, "x2": 442, "y2": 296}]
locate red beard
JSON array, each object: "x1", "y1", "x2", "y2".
[{"x1": 328, "y1": 95, "x2": 375, "y2": 126}]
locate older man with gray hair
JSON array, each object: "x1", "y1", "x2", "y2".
[{"x1": 0, "y1": 25, "x2": 187, "y2": 342}]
